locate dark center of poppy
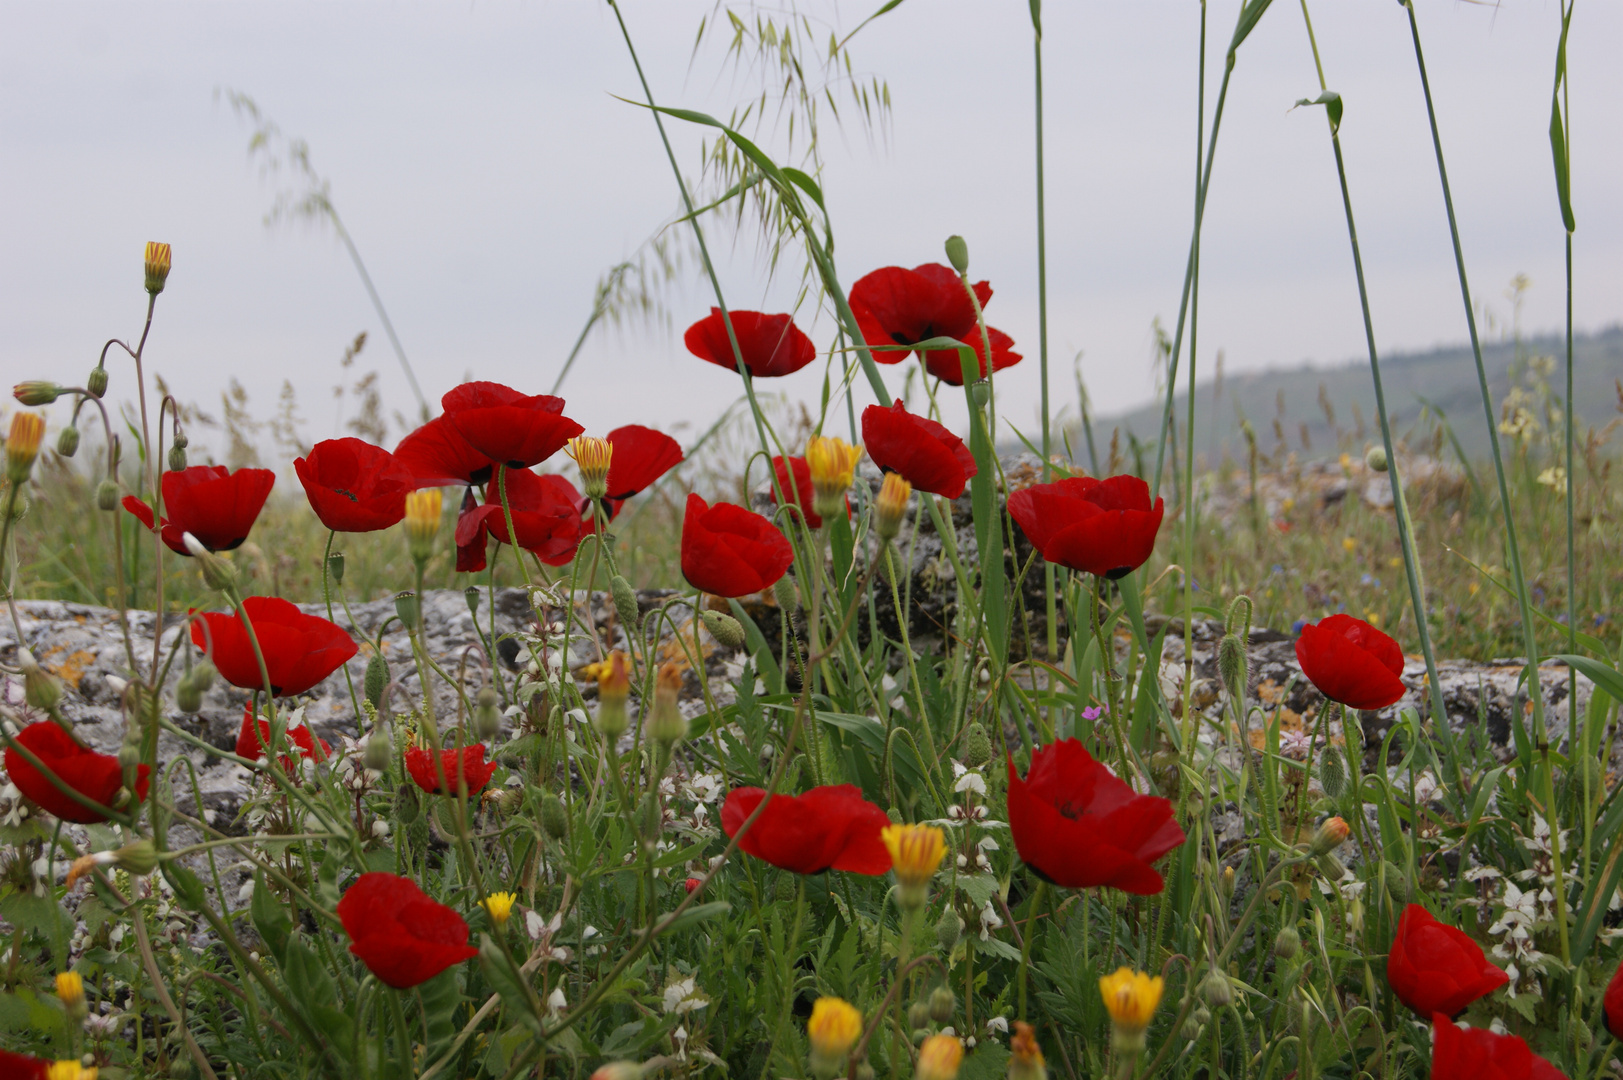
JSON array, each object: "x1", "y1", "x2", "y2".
[
  {"x1": 1054, "y1": 799, "x2": 1091, "y2": 821},
  {"x1": 335, "y1": 487, "x2": 359, "y2": 502}
]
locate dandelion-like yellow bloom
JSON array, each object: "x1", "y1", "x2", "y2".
[
  {"x1": 567, "y1": 436, "x2": 614, "y2": 501},
  {"x1": 915, "y1": 1034, "x2": 964, "y2": 1080},
  {"x1": 591, "y1": 650, "x2": 632, "y2": 740},
  {"x1": 48, "y1": 1062, "x2": 95, "y2": 1080},
  {"x1": 482, "y1": 891, "x2": 517, "y2": 927},
  {"x1": 7, "y1": 412, "x2": 45, "y2": 484},
  {"x1": 881, "y1": 823, "x2": 946, "y2": 909},
  {"x1": 807, "y1": 996, "x2": 862, "y2": 1077},
  {"x1": 1341, "y1": 536, "x2": 1357, "y2": 553},
  {"x1": 1099, "y1": 967, "x2": 1163, "y2": 1053},
  {"x1": 55, "y1": 970, "x2": 84, "y2": 1008},
  {"x1": 1009, "y1": 1021, "x2": 1047, "y2": 1080},
  {"x1": 649, "y1": 661, "x2": 687, "y2": 745},
  {"x1": 403, "y1": 489, "x2": 442, "y2": 564},
  {"x1": 874, "y1": 472, "x2": 913, "y2": 543},
  {"x1": 144, "y1": 241, "x2": 172, "y2": 295},
  {"x1": 805, "y1": 435, "x2": 863, "y2": 520}
]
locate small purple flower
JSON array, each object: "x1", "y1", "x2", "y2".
[{"x1": 1080, "y1": 704, "x2": 1109, "y2": 721}]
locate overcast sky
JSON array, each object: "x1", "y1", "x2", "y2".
[{"x1": 3, "y1": 1, "x2": 1618, "y2": 454}]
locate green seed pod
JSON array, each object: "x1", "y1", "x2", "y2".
[
  {"x1": 935, "y1": 908, "x2": 963, "y2": 952},
  {"x1": 393, "y1": 591, "x2": 419, "y2": 631},
  {"x1": 464, "y1": 584, "x2": 482, "y2": 616},
  {"x1": 928, "y1": 984, "x2": 956, "y2": 1024},
  {"x1": 701, "y1": 610, "x2": 746, "y2": 650},
  {"x1": 886, "y1": 807, "x2": 903, "y2": 824},
  {"x1": 944, "y1": 234, "x2": 970, "y2": 274},
  {"x1": 962, "y1": 722, "x2": 993, "y2": 769},
  {"x1": 540, "y1": 792, "x2": 569, "y2": 840},
  {"x1": 1218, "y1": 633, "x2": 1248, "y2": 700},
  {"x1": 24, "y1": 665, "x2": 61, "y2": 712},
  {"x1": 1274, "y1": 924, "x2": 1301, "y2": 960},
  {"x1": 364, "y1": 652, "x2": 389, "y2": 709},
  {"x1": 56, "y1": 426, "x2": 80, "y2": 458},
  {"x1": 908, "y1": 1001, "x2": 932, "y2": 1032},
  {"x1": 363, "y1": 730, "x2": 393, "y2": 772},
  {"x1": 1365, "y1": 446, "x2": 1389, "y2": 472},
  {"x1": 327, "y1": 551, "x2": 346, "y2": 583},
  {"x1": 86, "y1": 366, "x2": 109, "y2": 399},
  {"x1": 971, "y1": 381, "x2": 991, "y2": 407},
  {"x1": 610, "y1": 574, "x2": 640, "y2": 631},
  {"x1": 167, "y1": 444, "x2": 187, "y2": 473},
  {"x1": 96, "y1": 479, "x2": 119, "y2": 511},
  {"x1": 1318, "y1": 745, "x2": 1347, "y2": 799},
  {"x1": 1193, "y1": 1005, "x2": 1212, "y2": 1027},
  {"x1": 473, "y1": 686, "x2": 502, "y2": 741},
  {"x1": 773, "y1": 574, "x2": 800, "y2": 611}
]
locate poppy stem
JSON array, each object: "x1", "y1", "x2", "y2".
[
  {"x1": 1017, "y1": 880, "x2": 1046, "y2": 1023},
  {"x1": 322, "y1": 529, "x2": 363, "y2": 722}
]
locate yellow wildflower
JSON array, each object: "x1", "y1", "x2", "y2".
[
  {"x1": 881, "y1": 823, "x2": 946, "y2": 909},
  {"x1": 807, "y1": 996, "x2": 862, "y2": 1078},
  {"x1": 805, "y1": 435, "x2": 863, "y2": 520},
  {"x1": 916, "y1": 1034, "x2": 964, "y2": 1080},
  {"x1": 1099, "y1": 967, "x2": 1163, "y2": 1053},
  {"x1": 567, "y1": 436, "x2": 614, "y2": 501},
  {"x1": 482, "y1": 891, "x2": 516, "y2": 927}
]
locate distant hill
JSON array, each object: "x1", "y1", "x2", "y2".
[{"x1": 1065, "y1": 326, "x2": 1622, "y2": 470}]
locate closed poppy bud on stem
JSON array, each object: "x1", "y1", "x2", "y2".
[
  {"x1": 881, "y1": 823, "x2": 947, "y2": 909},
  {"x1": 7, "y1": 412, "x2": 45, "y2": 484},
  {"x1": 404, "y1": 489, "x2": 442, "y2": 566},
  {"x1": 1101, "y1": 968, "x2": 1164, "y2": 1056},
  {"x1": 917, "y1": 1034, "x2": 964, "y2": 1080},
  {"x1": 593, "y1": 651, "x2": 631, "y2": 741},
  {"x1": 13, "y1": 382, "x2": 61, "y2": 407},
  {"x1": 649, "y1": 662, "x2": 687, "y2": 745},
  {"x1": 145, "y1": 241, "x2": 172, "y2": 294},
  {"x1": 875, "y1": 472, "x2": 912, "y2": 542},
  {"x1": 700, "y1": 610, "x2": 745, "y2": 650},
  {"x1": 20, "y1": 650, "x2": 61, "y2": 712},
  {"x1": 566, "y1": 436, "x2": 613, "y2": 501},
  {"x1": 805, "y1": 436, "x2": 863, "y2": 521},
  {"x1": 1009, "y1": 1022, "x2": 1047, "y2": 1080},
  {"x1": 87, "y1": 365, "x2": 108, "y2": 399},
  {"x1": 807, "y1": 997, "x2": 863, "y2": 1079},
  {"x1": 541, "y1": 791, "x2": 569, "y2": 840},
  {"x1": 944, "y1": 234, "x2": 970, "y2": 274}
]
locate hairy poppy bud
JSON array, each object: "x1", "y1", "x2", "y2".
[
  {"x1": 1318, "y1": 745, "x2": 1346, "y2": 799},
  {"x1": 962, "y1": 722, "x2": 992, "y2": 769},
  {"x1": 172, "y1": 429, "x2": 188, "y2": 450},
  {"x1": 363, "y1": 729, "x2": 393, "y2": 772},
  {"x1": 774, "y1": 573, "x2": 800, "y2": 611},
  {"x1": 6, "y1": 412, "x2": 45, "y2": 484},
  {"x1": 168, "y1": 444, "x2": 187, "y2": 472},
  {"x1": 1365, "y1": 446, "x2": 1388, "y2": 472},
  {"x1": 145, "y1": 241, "x2": 172, "y2": 295},
  {"x1": 364, "y1": 652, "x2": 389, "y2": 708},
  {"x1": 473, "y1": 686, "x2": 502, "y2": 741},
  {"x1": 97, "y1": 479, "x2": 119, "y2": 511},
  {"x1": 1217, "y1": 633, "x2": 1247, "y2": 699},
  {"x1": 183, "y1": 533, "x2": 238, "y2": 592},
  {"x1": 20, "y1": 650, "x2": 61, "y2": 712},
  {"x1": 1274, "y1": 924, "x2": 1300, "y2": 960},
  {"x1": 87, "y1": 366, "x2": 109, "y2": 399},
  {"x1": 610, "y1": 575, "x2": 640, "y2": 631},
  {"x1": 175, "y1": 673, "x2": 204, "y2": 714},
  {"x1": 908, "y1": 1000, "x2": 932, "y2": 1032},
  {"x1": 701, "y1": 610, "x2": 745, "y2": 650},
  {"x1": 12, "y1": 382, "x2": 61, "y2": 407},
  {"x1": 327, "y1": 551, "x2": 346, "y2": 583},
  {"x1": 928, "y1": 984, "x2": 956, "y2": 1024},
  {"x1": 944, "y1": 235, "x2": 970, "y2": 274},
  {"x1": 540, "y1": 791, "x2": 569, "y2": 840},
  {"x1": 56, "y1": 426, "x2": 80, "y2": 458},
  {"x1": 936, "y1": 908, "x2": 963, "y2": 952}
]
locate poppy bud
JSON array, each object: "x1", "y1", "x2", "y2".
[
  {"x1": 936, "y1": 908, "x2": 963, "y2": 952},
  {"x1": 13, "y1": 382, "x2": 61, "y2": 407},
  {"x1": 1181, "y1": 1014, "x2": 1204, "y2": 1042},
  {"x1": 1201, "y1": 969, "x2": 1233, "y2": 1008},
  {"x1": 928, "y1": 984, "x2": 956, "y2": 1024},
  {"x1": 175, "y1": 669, "x2": 204, "y2": 714},
  {"x1": 363, "y1": 728, "x2": 393, "y2": 772},
  {"x1": 183, "y1": 533, "x2": 239, "y2": 592},
  {"x1": 393, "y1": 591, "x2": 420, "y2": 631},
  {"x1": 962, "y1": 722, "x2": 992, "y2": 768},
  {"x1": 56, "y1": 426, "x2": 80, "y2": 458},
  {"x1": 464, "y1": 585, "x2": 481, "y2": 616},
  {"x1": 1365, "y1": 446, "x2": 1388, "y2": 472},
  {"x1": 1318, "y1": 746, "x2": 1346, "y2": 799},
  {"x1": 87, "y1": 365, "x2": 108, "y2": 399},
  {"x1": 908, "y1": 1000, "x2": 932, "y2": 1032},
  {"x1": 473, "y1": 686, "x2": 502, "y2": 741},
  {"x1": 172, "y1": 430, "x2": 188, "y2": 450},
  {"x1": 701, "y1": 610, "x2": 746, "y2": 650},
  {"x1": 684, "y1": 876, "x2": 701, "y2": 894},
  {"x1": 540, "y1": 791, "x2": 569, "y2": 840},
  {"x1": 167, "y1": 444, "x2": 188, "y2": 473},
  {"x1": 855, "y1": 1064, "x2": 874, "y2": 1080},
  {"x1": 7, "y1": 412, "x2": 45, "y2": 484},
  {"x1": 945, "y1": 235, "x2": 970, "y2": 274},
  {"x1": 875, "y1": 472, "x2": 913, "y2": 543},
  {"x1": 1217, "y1": 633, "x2": 1247, "y2": 699},
  {"x1": 364, "y1": 653, "x2": 389, "y2": 708},
  {"x1": 1274, "y1": 924, "x2": 1300, "y2": 960},
  {"x1": 774, "y1": 573, "x2": 801, "y2": 611},
  {"x1": 96, "y1": 479, "x2": 119, "y2": 511},
  {"x1": 144, "y1": 241, "x2": 172, "y2": 295},
  {"x1": 21, "y1": 652, "x2": 62, "y2": 712},
  {"x1": 610, "y1": 575, "x2": 640, "y2": 631},
  {"x1": 1311, "y1": 816, "x2": 1350, "y2": 856},
  {"x1": 327, "y1": 551, "x2": 346, "y2": 583},
  {"x1": 114, "y1": 838, "x2": 159, "y2": 877},
  {"x1": 648, "y1": 663, "x2": 687, "y2": 746}
]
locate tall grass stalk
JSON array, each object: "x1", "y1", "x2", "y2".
[
  {"x1": 1030, "y1": 0, "x2": 1059, "y2": 660},
  {"x1": 1398, "y1": 0, "x2": 1570, "y2": 962}
]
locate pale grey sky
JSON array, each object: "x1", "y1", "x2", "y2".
[{"x1": 3, "y1": 1, "x2": 1618, "y2": 453}]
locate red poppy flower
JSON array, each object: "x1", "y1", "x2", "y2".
[
  {"x1": 441, "y1": 381, "x2": 583, "y2": 469},
  {"x1": 404, "y1": 744, "x2": 498, "y2": 796},
  {"x1": 337, "y1": 872, "x2": 479, "y2": 989},
  {"x1": 190, "y1": 596, "x2": 358, "y2": 697},
  {"x1": 1294, "y1": 614, "x2": 1406, "y2": 711},
  {"x1": 921, "y1": 326, "x2": 1023, "y2": 385},
  {"x1": 847, "y1": 263, "x2": 991, "y2": 362},
  {"x1": 454, "y1": 488, "x2": 491, "y2": 573},
  {"x1": 294, "y1": 438, "x2": 416, "y2": 533},
  {"x1": 1386, "y1": 903, "x2": 1508, "y2": 1019},
  {"x1": 394, "y1": 415, "x2": 497, "y2": 488},
  {"x1": 1605, "y1": 959, "x2": 1623, "y2": 1039},
  {"x1": 0, "y1": 1049, "x2": 50, "y2": 1080},
  {"x1": 720, "y1": 785, "x2": 892, "y2": 875},
  {"x1": 456, "y1": 469, "x2": 583, "y2": 567},
  {"x1": 235, "y1": 703, "x2": 330, "y2": 769},
  {"x1": 770, "y1": 456, "x2": 823, "y2": 529},
  {"x1": 684, "y1": 308, "x2": 817, "y2": 378},
  {"x1": 861, "y1": 402, "x2": 977, "y2": 499},
  {"x1": 4, "y1": 722, "x2": 151, "y2": 824},
  {"x1": 1006, "y1": 475, "x2": 1165, "y2": 579},
  {"x1": 1431, "y1": 1015, "x2": 1567, "y2": 1080},
  {"x1": 1006, "y1": 739, "x2": 1184, "y2": 894},
  {"x1": 680, "y1": 493, "x2": 794, "y2": 598},
  {"x1": 122, "y1": 465, "x2": 275, "y2": 554}
]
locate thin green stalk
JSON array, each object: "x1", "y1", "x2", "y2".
[
  {"x1": 1398, "y1": 0, "x2": 1568, "y2": 961},
  {"x1": 1030, "y1": 0, "x2": 1060, "y2": 665}
]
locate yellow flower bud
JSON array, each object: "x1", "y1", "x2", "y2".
[
  {"x1": 55, "y1": 970, "x2": 85, "y2": 1009},
  {"x1": 7, "y1": 412, "x2": 46, "y2": 484},
  {"x1": 567, "y1": 436, "x2": 613, "y2": 501},
  {"x1": 805, "y1": 435, "x2": 863, "y2": 521},
  {"x1": 1099, "y1": 967, "x2": 1163, "y2": 1053},
  {"x1": 875, "y1": 472, "x2": 912, "y2": 542},
  {"x1": 880, "y1": 823, "x2": 946, "y2": 909},
  {"x1": 404, "y1": 489, "x2": 443, "y2": 565},
  {"x1": 807, "y1": 996, "x2": 862, "y2": 1078},
  {"x1": 916, "y1": 1034, "x2": 964, "y2": 1080},
  {"x1": 648, "y1": 661, "x2": 687, "y2": 745},
  {"x1": 482, "y1": 891, "x2": 516, "y2": 927},
  {"x1": 1310, "y1": 816, "x2": 1350, "y2": 856},
  {"x1": 144, "y1": 241, "x2": 172, "y2": 295},
  {"x1": 1009, "y1": 1021, "x2": 1047, "y2": 1080},
  {"x1": 591, "y1": 651, "x2": 632, "y2": 741}
]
